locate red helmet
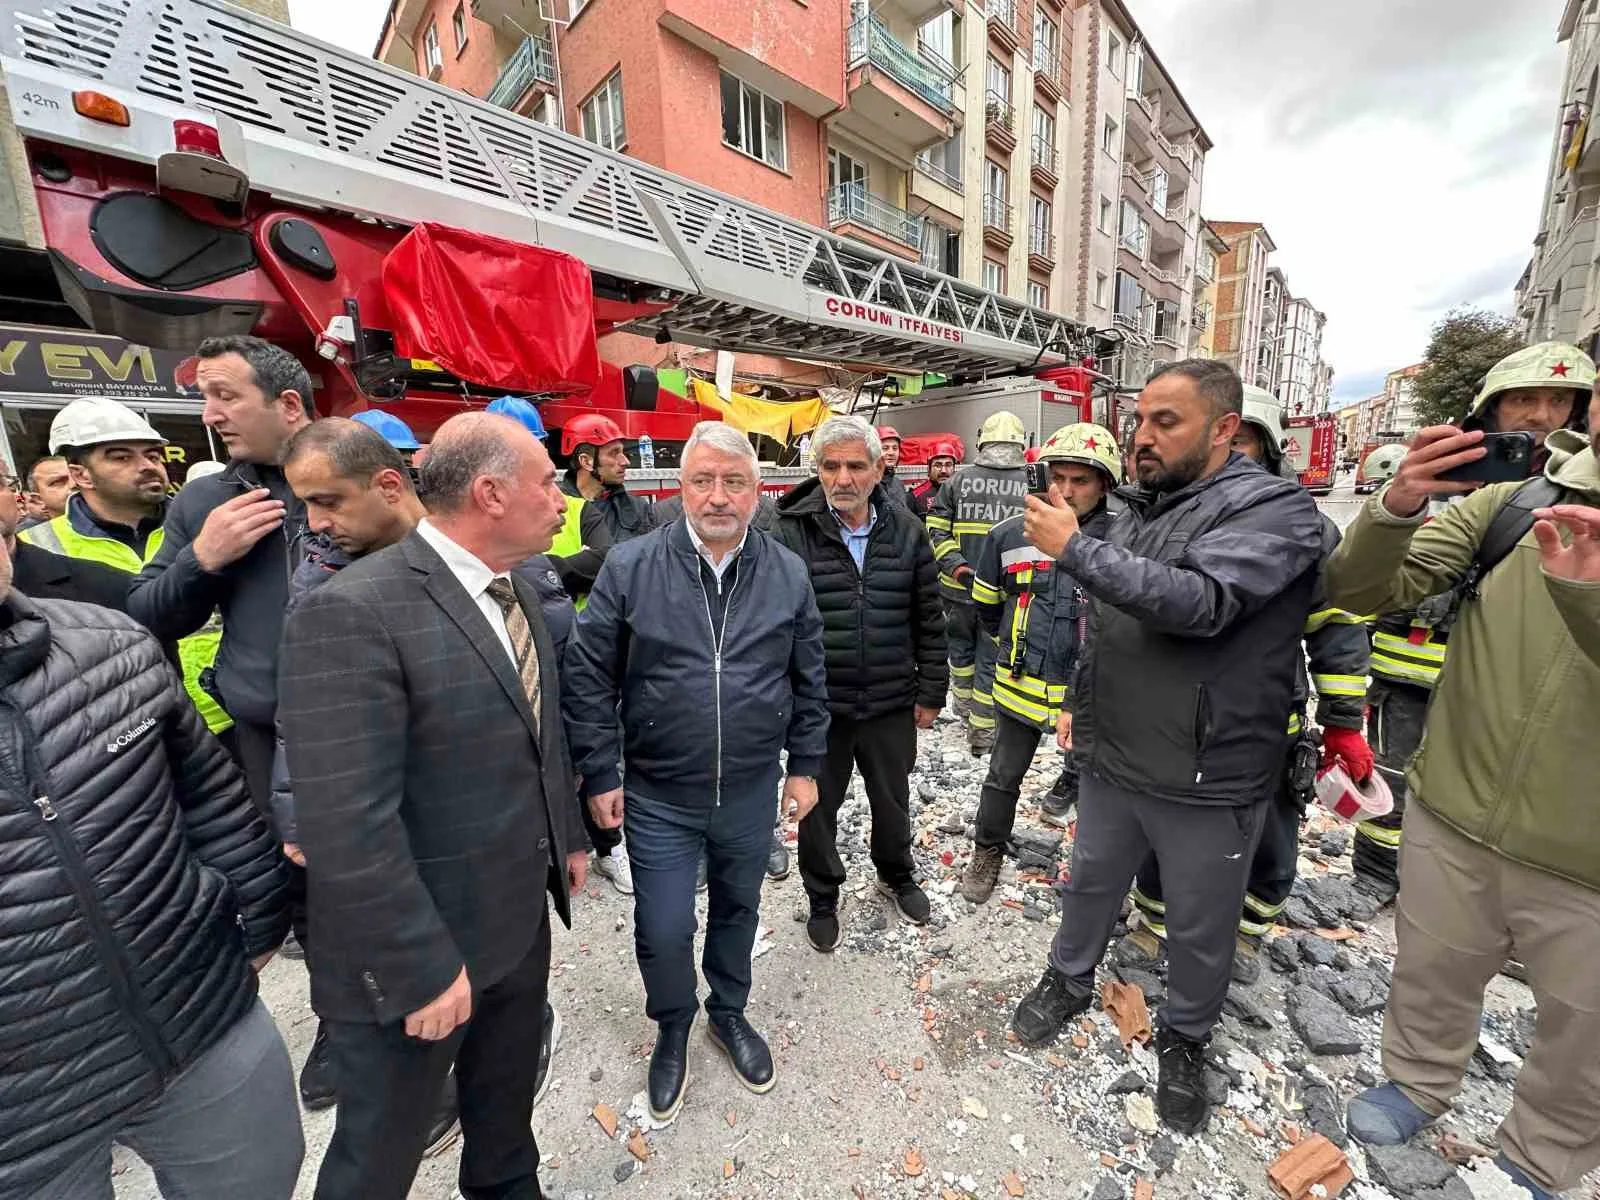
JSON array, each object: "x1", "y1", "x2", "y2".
[
  {"x1": 929, "y1": 440, "x2": 960, "y2": 463},
  {"x1": 561, "y1": 413, "x2": 627, "y2": 457},
  {"x1": 875, "y1": 424, "x2": 902, "y2": 444}
]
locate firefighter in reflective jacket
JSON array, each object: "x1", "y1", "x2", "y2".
[
  {"x1": 927, "y1": 411, "x2": 1028, "y2": 755},
  {"x1": 1122, "y1": 387, "x2": 1373, "y2": 982},
  {"x1": 959, "y1": 423, "x2": 1120, "y2": 903},
  {"x1": 21, "y1": 398, "x2": 231, "y2": 734},
  {"x1": 1355, "y1": 340, "x2": 1595, "y2": 902}
]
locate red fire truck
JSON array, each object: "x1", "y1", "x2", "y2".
[
  {"x1": 0, "y1": 0, "x2": 1107, "y2": 485},
  {"x1": 1285, "y1": 414, "x2": 1337, "y2": 495}
]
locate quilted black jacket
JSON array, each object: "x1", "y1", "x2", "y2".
[
  {"x1": 0, "y1": 593, "x2": 288, "y2": 1195},
  {"x1": 772, "y1": 477, "x2": 948, "y2": 719}
]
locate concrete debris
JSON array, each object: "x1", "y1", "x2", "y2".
[
  {"x1": 1287, "y1": 986, "x2": 1364, "y2": 1057},
  {"x1": 1363, "y1": 1145, "x2": 1458, "y2": 1195},
  {"x1": 1268, "y1": 1134, "x2": 1353, "y2": 1200},
  {"x1": 1328, "y1": 968, "x2": 1390, "y2": 1017},
  {"x1": 1125, "y1": 1093, "x2": 1160, "y2": 1135}
]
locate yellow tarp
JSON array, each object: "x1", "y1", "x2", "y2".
[{"x1": 691, "y1": 378, "x2": 832, "y2": 444}]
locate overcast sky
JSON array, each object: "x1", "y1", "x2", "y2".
[{"x1": 288, "y1": 0, "x2": 1565, "y2": 409}]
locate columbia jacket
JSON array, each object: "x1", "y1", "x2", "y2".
[
  {"x1": 1065, "y1": 454, "x2": 1325, "y2": 805},
  {"x1": 0, "y1": 595, "x2": 287, "y2": 1194},
  {"x1": 129, "y1": 461, "x2": 306, "y2": 728},
  {"x1": 926, "y1": 451, "x2": 1028, "y2": 602},
  {"x1": 972, "y1": 504, "x2": 1113, "y2": 731},
  {"x1": 771, "y1": 478, "x2": 946, "y2": 720},
  {"x1": 562, "y1": 520, "x2": 829, "y2": 805},
  {"x1": 1322, "y1": 429, "x2": 1600, "y2": 891}
]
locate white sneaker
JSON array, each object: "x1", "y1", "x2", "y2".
[{"x1": 595, "y1": 842, "x2": 634, "y2": 895}]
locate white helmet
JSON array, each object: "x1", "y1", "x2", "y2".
[
  {"x1": 185, "y1": 460, "x2": 227, "y2": 486},
  {"x1": 1237, "y1": 385, "x2": 1287, "y2": 460},
  {"x1": 49, "y1": 398, "x2": 167, "y2": 455}
]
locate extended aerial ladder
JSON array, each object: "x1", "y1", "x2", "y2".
[{"x1": 0, "y1": 0, "x2": 1102, "y2": 397}]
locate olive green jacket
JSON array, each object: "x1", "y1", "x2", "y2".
[{"x1": 1323, "y1": 429, "x2": 1600, "y2": 891}]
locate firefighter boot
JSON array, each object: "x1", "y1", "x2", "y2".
[
  {"x1": 961, "y1": 845, "x2": 1005, "y2": 904},
  {"x1": 1232, "y1": 933, "x2": 1263, "y2": 986},
  {"x1": 1112, "y1": 924, "x2": 1168, "y2": 970},
  {"x1": 969, "y1": 722, "x2": 995, "y2": 757}
]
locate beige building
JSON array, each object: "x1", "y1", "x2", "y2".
[{"x1": 1188, "y1": 219, "x2": 1226, "y2": 358}]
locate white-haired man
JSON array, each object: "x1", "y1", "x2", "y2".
[{"x1": 564, "y1": 421, "x2": 830, "y2": 1125}]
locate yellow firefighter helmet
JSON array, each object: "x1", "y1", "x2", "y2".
[{"x1": 1038, "y1": 422, "x2": 1124, "y2": 484}]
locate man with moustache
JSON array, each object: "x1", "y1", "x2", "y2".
[
  {"x1": 280, "y1": 413, "x2": 588, "y2": 1200},
  {"x1": 563, "y1": 420, "x2": 828, "y2": 1124},
  {"x1": 1008, "y1": 360, "x2": 1324, "y2": 1136},
  {"x1": 908, "y1": 441, "x2": 960, "y2": 520},
  {"x1": 772, "y1": 415, "x2": 946, "y2": 950}
]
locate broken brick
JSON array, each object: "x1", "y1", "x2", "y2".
[{"x1": 1268, "y1": 1133, "x2": 1353, "y2": 1200}]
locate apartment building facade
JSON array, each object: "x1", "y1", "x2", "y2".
[
  {"x1": 1350, "y1": 363, "x2": 1422, "y2": 449},
  {"x1": 1188, "y1": 220, "x2": 1226, "y2": 358},
  {"x1": 1209, "y1": 220, "x2": 1274, "y2": 384},
  {"x1": 1277, "y1": 294, "x2": 1326, "y2": 413},
  {"x1": 1516, "y1": 0, "x2": 1600, "y2": 356}
]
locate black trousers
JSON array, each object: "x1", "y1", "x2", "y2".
[
  {"x1": 974, "y1": 712, "x2": 1044, "y2": 850},
  {"x1": 1050, "y1": 772, "x2": 1267, "y2": 1042},
  {"x1": 1356, "y1": 680, "x2": 1428, "y2": 890},
  {"x1": 313, "y1": 914, "x2": 551, "y2": 1200},
  {"x1": 226, "y1": 719, "x2": 308, "y2": 947},
  {"x1": 1134, "y1": 751, "x2": 1302, "y2": 935},
  {"x1": 800, "y1": 708, "x2": 918, "y2": 905}
]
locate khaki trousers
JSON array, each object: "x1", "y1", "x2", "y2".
[{"x1": 1385, "y1": 800, "x2": 1600, "y2": 1192}]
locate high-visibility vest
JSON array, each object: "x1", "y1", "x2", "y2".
[
  {"x1": 21, "y1": 514, "x2": 234, "y2": 733},
  {"x1": 548, "y1": 495, "x2": 590, "y2": 609}
]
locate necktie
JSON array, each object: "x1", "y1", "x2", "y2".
[{"x1": 485, "y1": 577, "x2": 541, "y2": 736}]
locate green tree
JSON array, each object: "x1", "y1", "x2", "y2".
[{"x1": 1411, "y1": 308, "x2": 1525, "y2": 427}]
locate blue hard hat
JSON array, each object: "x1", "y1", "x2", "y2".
[
  {"x1": 486, "y1": 395, "x2": 548, "y2": 440},
  {"x1": 351, "y1": 409, "x2": 421, "y2": 451}
]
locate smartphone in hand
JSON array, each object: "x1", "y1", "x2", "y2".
[
  {"x1": 1025, "y1": 461, "x2": 1052, "y2": 495},
  {"x1": 1437, "y1": 431, "x2": 1536, "y2": 485}
]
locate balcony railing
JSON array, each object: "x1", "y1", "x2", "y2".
[
  {"x1": 1031, "y1": 135, "x2": 1057, "y2": 176},
  {"x1": 825, "y1": 183, "x2": 924, "y2": 248},
  {"x1": 1032, "y1": 45, "x2": 1060, "y2": 90},
  {"x1": 1193, "y1": 304, "x2": 1212, "y2": 331},
  {"x1": 914, "y1": 152, "x2": 963, "y2": 193},
  {"x1": 848, "y1": 15, "x2": 958, "y2": 115},
  {"x1": 988, "y1": 0, "x2": 1019, "y2": 36},
  {"x1": 1146, "y1": 265, "x2": 1179, "y2": 286},
  {"x1": 985, "y1": 90, "x2": 1016, "y2": 133},
  {"x1": 983, "y1": 193, "x2": 1014, "y2": 235},
  {"x1": 1120, "y1": 162, "x2": 1146, "y2": 190},
  {"x1": 1113, "y1": 309, "x2": 1145, "y2": 336},
  {"x1": 1030, "y1": 230, "x2": 1056, "y2": 262},
  {"x1": 485, "y1": 34, "x2": 556, "y2": 109},
  {"x1": 1195, "y1": 256, "x2": 1216, "y2": 284}
]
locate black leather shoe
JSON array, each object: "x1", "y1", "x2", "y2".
[
  {"x1": 1011, "y1": 965, "x2": 1093, "y2": 1047},
  {"x1": 707, "y1": 1012, "x2": 775, "y2": 1094},
  {"x1": 648, "y1": 1019, "x2": 692, "y2": 1122},
  {"x1": 423, "y1": 1072, "x2": 461, "y2": 1158},
  {"x1": 1155, "y1": 1025, "x2": 1212, "y2": 1135},
  {"x1": 298, "y1": 1021, "x2": 337, "y2": 1110}
]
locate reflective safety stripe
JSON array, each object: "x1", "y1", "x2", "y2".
[
  {"x1": 952, "y1": 521, "x2": 992, "y2": 537},
  {"x1": 933, "y1": 539, "x2": 962, "y2": 559},
  {"x1": 1357, "y1": 821, "x2": 1403, "y2": 848},
  {"x1": 1373, "y1": 631, "x2": 1447, "y2": 662},
  {"x1": 1243, "y1": 892, "x2": 1287, "y2": 919},
  {"x1": 1130, "y1": 886, "x2": 1165, "y2": 916},
  {"x1": 1287, "y1": 711, "x2": 1303, "y2": 736},
  {"x1": 970, "y1": 578, "x2": 1005, "y2": 605},
  {"x1": 1143, "y1": 917, "x2": 1169, "y2": 939},
  {"x1": 1238, "y1": 913, "x2": 1277, "y2": 938},
  {"x1": 925, "y1": 515, "x2": 953, "y2": 533},
  {"x1": 1000, "y1": 545, "x2": 1051, "y2": 570},
  {"x1": 994, "y1": 688, "x2": 1052, "y2": 726},
  {"x1": 950, "y1": 663, "x2": 976, "y2": 678},
  {"x1": 1370, "y1": 654, "x2": 1441, "y2": 687},
  {"x1": 969, "y1": 713, "x2": 997, "y2": 730},
  {"x1": 1304, "y1": 607, "x2": 1368, "y2": 633},
  {"x1": 1312, "y1": 672, "x2": 1369, "y2": 698}
]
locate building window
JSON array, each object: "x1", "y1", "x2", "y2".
[
  {"x1": 1119, "y1": 199, "x2": 1147, "y2": 256},
  {"x1": 570, "y1": 0, "x2": 588, "y2": 16},
  {"x1": 1094, "y1": 272, "x2": 1109, "y2": 308},
  {"x1": 1028, "y1": 280, "x2": 1049, "y2": 308},
  {"x1": 1030, "y1": 195, "x2": 1051, "y2": 242},
  {"x1": 720, "y1": 72, "x2": 786, "y2": 170},
  {"x1": 829, "y1": 147, "x2": 867, "y2": 192},
  {"x1": 920, "y1": 221, "x2": 960, "y2": 275},
  {"x1": 1114, "y1": 269, "x2": 1143, "y2": 325},
  {"x1": 1102, "y1": 115, "x2": 1119, "y2": 154},
  {"x1": 1098, "y1": 196, "x2": 1112, "y2": 233},
  {"x1": 1033, "y1": 10, "x2": 1060, "y2": 68},
  {"x1": 1147, "y1": 167, "x2": 1169, "y2": 212},
  {"x1": 1154, "y1": 300, "x2": 1180, "y2": 342},
  {"x1": 919, "y1": 10, "x2": 962, "y2": 70},
  {"x1": 580, "y1": 70, "x2": 626, "y2": 151},
  {"x1": 986, "y1": 55, "x2": 1011, "y2": 103},
  {"x1": 984, "y1": 159, "x2": 1008, "y2": 203},
  {"x1": 983, "y1": 259, "x2": 1006, "y2": 292},
  {"x1": 451, "y1": 2, "x2": 467, "y2": 52},
  {"x1": 1031, "y1": 105, "x2": 1055, "y2": 154},
  {"x1": 422, "y1": 22, "x2": 442, "y2": 74},
  {"x1": 916, "y1": 134, "x2": 963, "y2": 191},
  {"x1": 1106, "y1": 31, "x2": 1123, "y2": 77}
]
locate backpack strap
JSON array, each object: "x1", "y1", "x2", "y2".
[{"x1": 1435, "y1": 475, "x2": 1564, "y2": 633}]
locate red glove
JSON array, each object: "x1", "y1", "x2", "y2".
[{"x1": 1321, "y1": 726, "x2": 1375, "y2": 783}]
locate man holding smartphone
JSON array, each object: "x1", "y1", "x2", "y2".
[
  {"x1": 1354, "y1": 343, "x2": 1594, "y2": 904},
  {"x1": 1323, "y1": 384, "x2": 1600, "y2": 1200}
]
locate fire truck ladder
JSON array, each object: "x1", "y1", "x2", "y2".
[{"x1": 0, "y1": 0, "x2": 1094, "y2": 377}]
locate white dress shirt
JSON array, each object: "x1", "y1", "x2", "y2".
[
  {"x1": 685, "y1": 519, "x2": 749, "y2": 585},
  {"x1": 416, "y1": 518, "x2": 518, "y2": 667}
]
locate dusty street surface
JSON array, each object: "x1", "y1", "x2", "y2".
[{"x1": 113, "y1": 700, "x2": 1592, "y2": 1200}]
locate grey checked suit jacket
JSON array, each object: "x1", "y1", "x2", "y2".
[{"x1": 279, "y1": 529, "x2": 584, "y2": 1025}]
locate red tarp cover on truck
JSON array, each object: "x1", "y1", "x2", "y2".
[
  {"x1": 899, "y1": 433, "x2": 967, "y2": 466},
  {"x1": 382, "y1": 222, "x2": 602, "y2": 394}
]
